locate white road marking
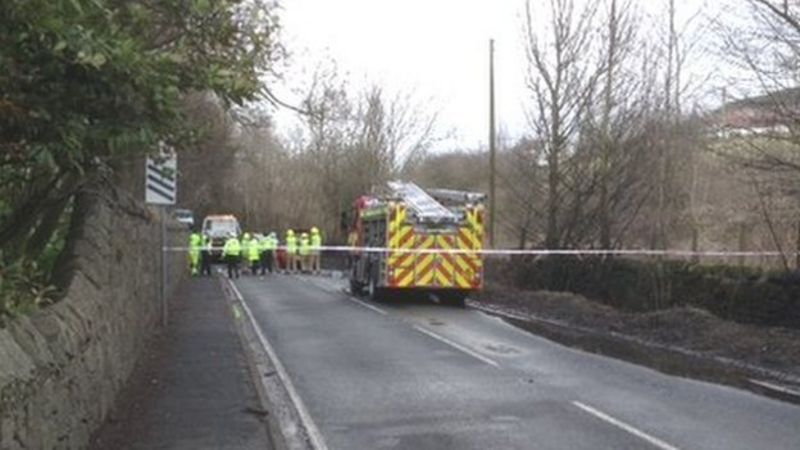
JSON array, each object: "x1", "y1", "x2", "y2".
[
  {"x1": 749, "y1": 379, "x2": 800, "y2": 397},
  {"x1": 228, "y1": 280, "x2": 329, "y2": 450},
  {"x1": 347, "y1": 297, "x2": 389, "y2": 315},
  {"x1": 572, "y1": 401, "x2": 682, "y2": 450},
  {"x1": 413, "y1": 325, "x2": 500, "y2": 368},
  {"x1": 291, "y1": 274, "x2": 388, "y2": 317},
  {"x1": 341, "y1": 288, "x2": 497, "y2": 367}
]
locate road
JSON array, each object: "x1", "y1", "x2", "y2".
[{"x1": 234, "y1": 274, "x2": 800, "y2": 450}]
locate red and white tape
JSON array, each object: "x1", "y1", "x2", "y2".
[{"x1": 163, "y1": 245, "x2": 794, "y2": 258}]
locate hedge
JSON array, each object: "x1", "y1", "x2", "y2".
[{"x1": 510, "y1": 256, "x2": 800, "y2": 329}]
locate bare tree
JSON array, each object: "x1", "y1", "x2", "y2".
[
  {"x1": 713, "y1": 0, "x2": 800, "y2": 267},
  {"x1": 717, "y1": 0, "x2": 800, "y2": 167},
  {"x1": 523, "y1": 0, "x2": 604, "y2": 249},
  {"x1": 241, "y1": 63, "x2": 442, "y2": 241},
  {"x1": 178, "y1": 92, "x2": 241, "y2": 222},
  {"x1": 498, "y1": 137, "x2": 545, "y2": 249},
  {"x1": 593, "y1": 0, "x2": 640, "y2": 249}
]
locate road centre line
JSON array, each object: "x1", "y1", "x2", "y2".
[
  {"x1": 347, "y1": 297, "x2": 389, "y2": 315},
  {"x1": 572, "y1": 401, "x2": 682, "y2": 450},
  {"x1": 227, "y1": 280, "x2": 329, "y2": 450},
  {"x1": 237, "y1": 277, "x2": 681, "y2": 450},
  {"x1": 412, "y1": 325, "x2": 500, "y2": 368},
  {"x1": 290, "y1": 273, "x2": 389, "y2": 316},
  {"x1": 337, "y1": 286, "x2": 497, "y2": 367}
]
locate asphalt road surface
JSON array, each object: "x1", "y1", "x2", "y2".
[{"x1": 235, "y1": 274, "x2": 800, "y2": 450}]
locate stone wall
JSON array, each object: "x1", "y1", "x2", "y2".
[{"x1": 0, "y1": 189, "x2": 186, "y2": 449}]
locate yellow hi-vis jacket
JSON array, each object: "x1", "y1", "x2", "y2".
[
  {"x1": 189, "y1": 233, "x2": 202, "y2": 261},
  {"x1": 299, "y1": 235, "x2": 311, "y2": 256},
  {"x1": 311, "y1": 231, "x2": 322, "y2": 250},
  {"x1": 223, "y1": 237, "x2": 242, "y2": 257},
  {"x1": 286, "y1": 234, "x2": 297, "y2": 254},
  {"x1": 260, "y1": 235, "x2": 277, "y2": 252},
  {"x1": 189, "y1": 233, "x2": 202, "y2": 249},
  {"x1": 247, "y1": 239, "x2": 260, "y2": 261}
]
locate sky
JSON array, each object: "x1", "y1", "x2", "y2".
[{"x1": 270, "y1": 0, "x2": 724, "y2": 152}]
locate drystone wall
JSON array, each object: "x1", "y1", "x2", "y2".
[{"x1": 0, "y1": 190, "x2": 186, "y2": 449}]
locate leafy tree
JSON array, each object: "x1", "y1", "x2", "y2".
[{"x1": 0, "y1": 0, "x2": 281, "y2": 316}]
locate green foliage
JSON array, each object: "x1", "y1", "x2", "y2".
[
  {"x1": 0, "y1": 259, "x2": 57, "y2": 326},
  {"x1": 0, "y1": 0, "x2": 281, "y2": 317},
  {"x1": 513, "y1": 256, "x2": 800, "y2": 329},
  {"x1": 1, "y1": 0, "x2": 276, "y2": 171}
]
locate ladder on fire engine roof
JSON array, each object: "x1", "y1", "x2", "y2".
[
  {"x1": 386, "y1": 181, "x2": 459, "y2": 223},
  {"x1": 427, "y1": 188, "x2": 487, "y2": 205}
]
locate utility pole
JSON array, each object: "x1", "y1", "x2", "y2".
[{"x1": 489, "y1": 38, "x2": 497, "y2": 248}]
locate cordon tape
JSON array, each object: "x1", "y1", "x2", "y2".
[{"x1": 163, "y1": 245, "x2": 796, "y2": 258}]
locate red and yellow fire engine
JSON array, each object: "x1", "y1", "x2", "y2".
[{"x1": 347, "y1": 181, "x2": 486, "y2": 306}]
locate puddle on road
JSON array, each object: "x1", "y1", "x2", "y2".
[{"x1": 428, "y1": 318, "x2": 446, "y2": 327}]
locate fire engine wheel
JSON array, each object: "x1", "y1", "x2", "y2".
[{"x1": 349, "y1": 278, "x2": 364, "y2": 296}]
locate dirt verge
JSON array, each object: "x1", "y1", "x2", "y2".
[{"x1": 472, "y1": 284, "x2": 800, "y2": 404}]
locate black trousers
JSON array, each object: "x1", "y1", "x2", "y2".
[
  {"x1": 200, "y1": 251, "x2": 212, "y2": 276},
  {"x1": 226, "y1": 255, "x2": 240, "y2": 279},
  {"x1": 261, "y1": 250, "x2": 274, "y2": 274}
]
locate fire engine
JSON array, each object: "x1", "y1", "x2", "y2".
[{"x1": 347, "y1": 181, "x2": 486, "y2": 306}]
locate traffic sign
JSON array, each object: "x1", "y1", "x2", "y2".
[{"x1": 145, "y1": 152, "x2": 177, "y2": 205}]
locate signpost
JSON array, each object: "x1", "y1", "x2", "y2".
[
  {"x1": 145, "y1": 151, "x2": 177, "y2": 326},
  {"x1": 146, "y1": 152, "x2": 177, "y2": 205}
]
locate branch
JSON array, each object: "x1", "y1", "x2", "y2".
[{"x1": 752, "y1": 0, "x2": 800, "y2": 34}]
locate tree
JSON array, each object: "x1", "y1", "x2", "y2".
[
  {"x1": 177, "y1": 92, "x2": 242, "y2": 220},
  {"x1": 497, "y1": 137, "x2": 545, "y2": 249},
  {"x1": 596, "y1": 0, "x2": 637, "y2": 249},
  {"x1": 717, "y1": 0, "x2": 800, "y2": 170},
  {"x1": 523, "y1": 0, "x2": 604, "y2": 249},
  {"x1": 714, "y1": 0, "x2": 800, "y2": 267},
  {"x1": 272, "y1": 65, "x2": 440, "y2": 240},
  {"x1": 0, "y1": 0, "x2": 281, "y2": 280}
]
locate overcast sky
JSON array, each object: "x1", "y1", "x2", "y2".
[{"x1": 271, "y1": 0, "x2": 724, "y2": 152}]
